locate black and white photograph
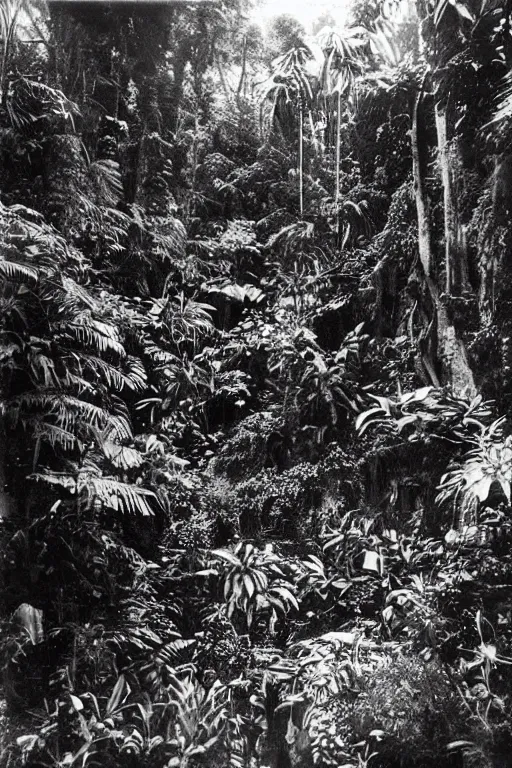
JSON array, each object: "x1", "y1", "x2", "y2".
[{"x1": 1, "y1": 0, "x2": 511, "y2": 765}]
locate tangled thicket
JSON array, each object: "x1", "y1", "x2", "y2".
[{"x1": 2, "y1": 0, "x2": 512, "y2": 766}]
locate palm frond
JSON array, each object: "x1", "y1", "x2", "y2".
[
  {"x1": 5, "y1": 77, "x2": 79, "y2": 131},
  {"x1": 55, "y1": 318, "x2": 126, "y2": 358},
  {"x1": 30, "y1": 471, "x2": 157, "y2": 515},
  {"x1": 487, "y1": 70, "x2": 512, "y2": 128},
  {"x1": 2, "y1": 391, "x2": 132, "y2": 441},
  {"x1": 102, "y1": 441, "x2": 144, "y2": 470},
  {"x1": 316, "y1": 26, "x2": 367, "y2": 96},
  {"x1": 258, "y1": 46, "x2": 315, "y2": 134},
  {"x1": 84, "y1": 477, "x2": 156, "y2": 516},
  {"x1": 86, "y1": 159, "x2": 124, "y2": 206},
  {"x1": 0, "y1": 258, "x2": 39, "y2": 282},
  {"x1": 32, "y1": 422, "x2": 81, "y2": 453}
]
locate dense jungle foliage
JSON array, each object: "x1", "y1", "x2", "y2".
[{"x1": 3, "y1": 0, "x2": 512, "y2": 765}]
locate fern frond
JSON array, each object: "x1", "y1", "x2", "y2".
[
  {"x1": 6, "y1": 77, "x2": 79, "y2": 131},
  {"x1": 124, "y1": 356, "x2": 148, "y2": 391},
  {"x1": 1, "y1": 201, "x2": 65, "y2": 267},
  {"x1": 26, "y1": 351, "x2": 60, "y2": 388},
  {"x1": 56, "y1": 369, "x2": 97, "y2": 395},
  {"x1": 265, "y1": 220, "x2": 315, "y2": 253},
  {"x1": 30, "y1": 471, "x2": 77, "y2": 492},
  {"x1": 60, "y1": 277, "x2": 99, "y2": 312},
  {"x1": 103, "y1": 421, "x2": 133, "y2": 444}
]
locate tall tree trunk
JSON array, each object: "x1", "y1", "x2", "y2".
[
  {"x1": 335, "y1": 90, "x2": 342, "y2": 245},
  {"x1": 335, "y1": 90, "x2": 341, "y2": 204},
  {"x1": 216, "y1": 53, "x2": 230, "y2": 100},
  {"x1": 299, "y1": 101, "x2": 304, "y2": 218},
  {"x1": 435, "y1": 100, "x2": 454, "y2": 294},
  {"x1": 309, "y1": 110, "x2": 319, "y2": 157},
  {"x1": 411, "y1": 90, "x2": 433, "y2": 281},
  {"x1": 236, "y1": 34, "x2": 247, "y2": 114},
  {"x1": 0, "y1": 3, "x2": 19, "y2": 105},
  {"x1": 411, "y1": 91, "x2": 476, "y2": 397},
  {"x1": 435, "y1": 100, "x2": 471, "y2": 295},
  {"x1": 169, "y1": 38, "x2": 192, "y2": 133}
]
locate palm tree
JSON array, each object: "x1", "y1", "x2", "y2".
[
  {"x1": 316, "y1": 25, "x2": 367, "y2": 206},
  {"x1": 259, "y1": 46, "x2": 315, "y2": 218}
]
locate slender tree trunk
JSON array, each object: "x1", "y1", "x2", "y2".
[
  {"x1": 411, "y1": 90, "x2": 433, "y2": 280},
  {"x1": 299, "y1": 101, "x2": 304, "y2": 218},
  {"x1": 309, "y1": 110, "x2": 319, "y2": 157},
  {"x1": 169, "y1": 39, "x2": 192, "y2": 133},
  {"x1": 216, "y1": 54, "x2": 230, "y2": 100},
  {"x1": 435, "y1": 100, "x2": 471, "y2": 294},
  {"x1": 335, "y1": 90, "x2": 341, "y2": 204},
  {"x1": 435, "y1": 100, "x2": 454, "y2": 294},
  {"x1": 335, "y1": 91, "x2": 342, "y2": 245},
  {"x1": 0, "y1": 8, "x2": 18, "y2": 105},
  {"x1": 504, "y1": 0, "x2": 512, "y2": 65},
  {"x1": 236, "y1": 34, "x2": 247, "y2": 114}
]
